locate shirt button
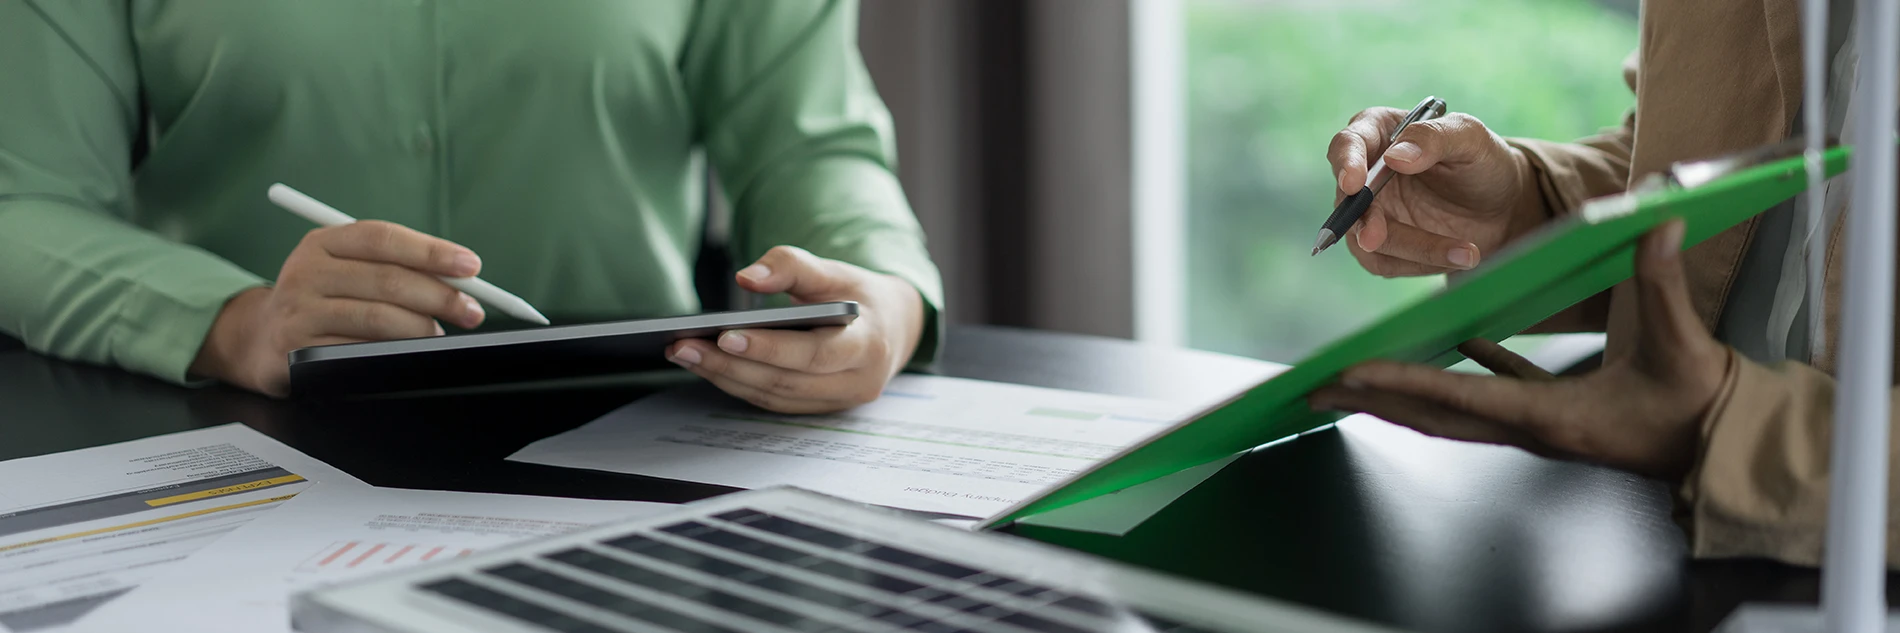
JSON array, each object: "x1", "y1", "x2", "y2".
[{"x1": 415, "y1": 124, "x2": 434, "y2": 154}]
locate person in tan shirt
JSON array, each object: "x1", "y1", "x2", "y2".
[{"x1": 1306, "y1": 0, "x2": 1899, "y2": 568}]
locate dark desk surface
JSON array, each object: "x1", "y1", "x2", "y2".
[{"x1": 0, "y1": 327, "x2": 1885, "y2": 633}]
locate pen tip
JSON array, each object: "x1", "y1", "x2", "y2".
[
  {"x1": 1311, "y1": 229, "x2": 1337, "y2": 256},
  {"x1": 514, "y1": 304, "x2": 552, "y2": 326}
]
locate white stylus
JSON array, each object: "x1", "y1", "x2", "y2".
[{"x1": 266, "y1": 183, "x2": 551, "y2": 326}]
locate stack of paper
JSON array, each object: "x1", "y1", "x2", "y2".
[
  {"x1": 3, "y1": 373, "x2": 1253, "y2": 632},
  {"x1": 0, "y1": 425, "x2": 357, "y2": 632},
  {"x1": 0, "y1": 424, "x2": 672, "y2": 633},
  {"x1": 73, "y1": 485, "x2": 671, "y2": 633}
]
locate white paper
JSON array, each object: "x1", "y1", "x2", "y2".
[
  {"x1": 0, "y1": 424, "x2": 362, "y2": 632},
  {"x1": 73, "y1": 485, "x2": 674, "y2": 633},
  {"x1": 509, "y1": 375, "x2": 1198, "y2": 521}
]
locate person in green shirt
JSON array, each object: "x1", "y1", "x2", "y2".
[{"x1": 0, "y1": 0, "x2": 943, "y2": 413}]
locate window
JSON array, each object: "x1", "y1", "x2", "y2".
[{"x1": 1165, "y1": 0, "x2": 1637, "y2": 362}]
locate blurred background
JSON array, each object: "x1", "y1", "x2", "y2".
[{"x1": 850, "y1": 0, "x2": 1638, "y2": 364}]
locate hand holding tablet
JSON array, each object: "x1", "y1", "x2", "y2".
[{"x1": 272, "y1": 189, "x2": 926, "y2": 408}]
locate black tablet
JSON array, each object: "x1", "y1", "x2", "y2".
[{"x1": 287, "y1": 302, "x2": 859, "y2": 397}]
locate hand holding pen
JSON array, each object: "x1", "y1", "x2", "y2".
[{"x1": 1317, "y1": 97, "x2": 1551, "y2": 276}]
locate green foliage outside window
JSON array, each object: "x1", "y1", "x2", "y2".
[{"x1": 1185, "y1": 0, "x2": 1638, "y2": 362}]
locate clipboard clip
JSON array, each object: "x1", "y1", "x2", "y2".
[
  {"x1": 1579, "y1": 136, "x2": 1840, "y2": 222},
  {"x1": 1662, "y1": 135, "x2": 1841, "y2": 189}
]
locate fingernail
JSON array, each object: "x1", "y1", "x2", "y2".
[
  {"x1": 452, "y1": 251, "x2": 481, "y2": 277},
  {"x1": 1342, "y1": 376, "x2": 1366, "y2": 389},
  {"x1": 1447, "y1": 247, "x2": 1475, "y2": 269},
  {"x1": 460, "y1": 295, "x2": 484, "y2": 327},
  {"x1": 432, "y1": 321, "x2": 445, "y2": 336},
  {"x1": 719, "y1": 331, "x2": 749, "y2": 354},
  {"x1": 737, "y1": 264, "x2": 771, "y2": 283},
  {"x1": 672, "y1": 346, "x2": 701, "y2": 366},
  {"x1": 1385, "y1": 141, "x2": 1422, "y2": 162}
]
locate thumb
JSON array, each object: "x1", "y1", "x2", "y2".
[
  {"x1": 736, "y1": 246, "x2": 853, "y2": 300},
  {"x1": 1633, "y1": 219, "x2": 1705, "y2": 356}
]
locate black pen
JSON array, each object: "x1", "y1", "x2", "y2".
[{"x1": 1312, "y1": 96, "x2": 1449, "y2": 256}]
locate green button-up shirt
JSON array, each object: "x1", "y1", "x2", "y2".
[{"x1": 0, "y1": 0, "x2": 942, "y2": 383}]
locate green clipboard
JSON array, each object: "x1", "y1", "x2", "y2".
[{"x1": 980, "y1": 140, "x2": 1851, "y2": 530}]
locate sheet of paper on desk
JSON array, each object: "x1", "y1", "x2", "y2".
[
  {"x1": 0, "y1": 423, "x2": 362, "y2": 633},
  {"x1": 71, "y1": 484, "x2": 674, "y2": 633},
  {"x1": 509, "y1": 374, "x2": 1219, "y2": 528}
]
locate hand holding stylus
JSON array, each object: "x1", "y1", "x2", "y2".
[
  {"x1": 189, "y1": 187, "x2": 507, "y2": 397},
  {"x1": 267, "y1": 185, "x2": 549, "y2": 325}
]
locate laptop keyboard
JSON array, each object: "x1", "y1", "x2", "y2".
[{"x1": 412, "y1": 508, "x2": 1216, "y2": 633}]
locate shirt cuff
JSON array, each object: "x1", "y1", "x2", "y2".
[
  {"x1": 903, "y1": 285, "x2": 942, "y2": 373},
  {"x1": 115, "y1": 254, "x2": 266, "y2": 384},
  {"x1": 0, "y1": 197, "x2": 266, "y2": 385},
  {"x1": 1675, "y1": 348, "x2": 1834, "y2": 565},
  {"x1": 731, "y1": 157, "x2": 946, "y2": 369},
  {"x1": 816, "y1": 232, "x2": 944, "y2": 371}
]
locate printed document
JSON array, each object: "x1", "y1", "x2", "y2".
[
  {"x1": 508, "y1": 375, "x2": 1199, "y2": 521},
  {"x1": 0, "y1": 424, "x2": 361, "y2": 632},
  {"x1": 73, "y1": 484, "x2": 674, "y2": 633}
]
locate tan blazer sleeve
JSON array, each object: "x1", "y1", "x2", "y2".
[
  {"x1": 1677, "y1": 348, "x2": 1900, "y2": 568},
  {"x1": 1509, "y1": 114, "x2": 1635, "y2": 217}
]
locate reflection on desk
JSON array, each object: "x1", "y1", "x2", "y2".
[{"x1": 2, "y1": 326, "x2": 1895, "y2": 633}]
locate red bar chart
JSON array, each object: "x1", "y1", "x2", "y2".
[{"x1": 297, "y1": 540, "x2": 473, "y2": 574}]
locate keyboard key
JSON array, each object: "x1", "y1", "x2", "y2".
[
  {"x1": 862, "y1": 546, "x2": 984, "y2": 580},
  {"x1": 705, "y1": 511, "x2": 1115, "y2": 629},
  {"x1": 996, "y1": 610, "x2": 1093, "y2": 633},
  {"x1": 745, "y1": 515, "x2": 869, "y2": 550},
  {"x1": 866, "y1": 606, "x2": 929, "y2": 628},
  {"x1": 601, "y1": 533, "x2": 663, "y2": 553},
  {"x1": 555, "y1": 547, "x2": 905, "y2": 629},
  {"x1": 657, "y1": 521, "x2": 717, "y2": 537},
  {"x1": 923, "y1": 592, "x2": 993, "y2": 614},
  {"x1": 1137, "y1": 612, "x2": 1225, "y2": 633},
  {"x1": 530, "y1": 555, "x2": 850, "y2": 632},
  {"x1": 712, "y1": 508, "x2": 768, "y2": 524},
  {"x1": 600, "y1": 539, "x2": 754, "y2": 578},
  {"x1": 1049, "y1": 594, "x2": 1116, "y2": 617},
  {"x1": 481, "y1": 564, "x2": 745, "y2": 633},
  {"x1": 744, "y1": 570, "x2": 884, "y2": 613},
  {"x1": 910, "y1": 620, "x2": 978, "y2": 633},
  {"x1": 683, "y1": 528, "x2": 815, "y2": 564},
  {"x1": 666, "y1": 558, "x2": 963, "y2": 631},
  {"x1": 799, "y1": 559, "x2": 933, "y2": 596},
  {"x1": 416, "y1": 577, "x2": 619, "y2": 633},
  {"x1": 977, "y1": 577, "x2": 1050, "y2": 599},
  {"x1": 676, "y1": 528, "x2": 945, "y2": 600}
]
